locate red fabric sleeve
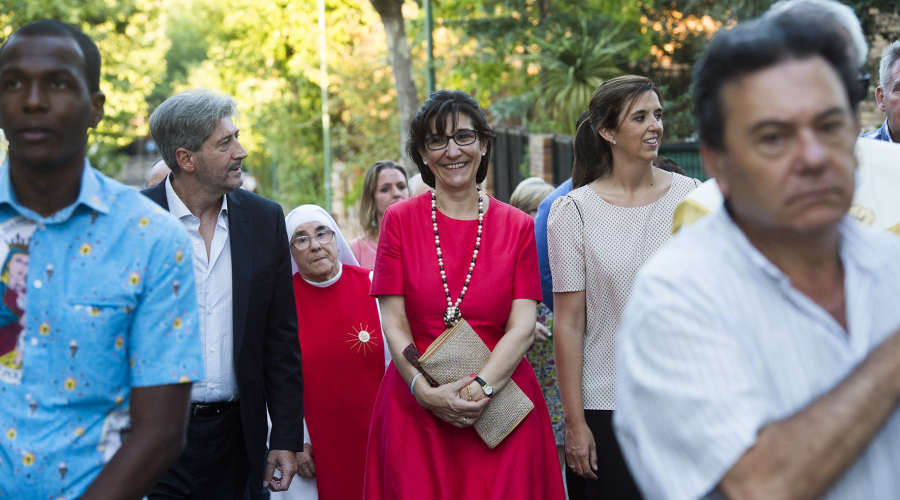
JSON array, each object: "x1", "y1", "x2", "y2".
[
  {"x1": 370, "y1": 206, "x2": 404, "y2": 297},
  {"x1": 513, "y1": 215, "x2": 543, "y2": 303}
]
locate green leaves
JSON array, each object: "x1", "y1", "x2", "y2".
[{"x1": 524, "y1": 21, "x2": 632, "y2": 134}]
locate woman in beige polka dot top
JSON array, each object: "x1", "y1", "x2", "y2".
[{"x1": 548, "y1": 76, "x2": 700, "y2": 499}]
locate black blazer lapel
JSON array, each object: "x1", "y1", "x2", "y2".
[
  {"x1": 139, "y1": 175, "x2": 170, "y2": 210},
  {"x1": 227, "y1": 189, "x2": 253, "y2": 361}
]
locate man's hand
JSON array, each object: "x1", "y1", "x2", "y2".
[
  {"x1": 263, "y1": 449, "x2": 298, "y2": 492},
  {"x1": 296, "y1": 443, "x2": 315, "y2": 479}
]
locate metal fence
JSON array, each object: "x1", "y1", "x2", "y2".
[{"x1": 492, "y1": 128, "x2": 529, "y2": 202}]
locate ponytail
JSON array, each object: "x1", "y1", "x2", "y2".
[{"x1": 572, "y1": 118, "x2": 613, "y2": 189}]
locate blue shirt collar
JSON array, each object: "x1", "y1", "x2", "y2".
[{"x1": 0, "y1": 158, "x2": 110, "y2": 222}]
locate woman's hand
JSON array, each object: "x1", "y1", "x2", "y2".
[
  {"x1": 417, "y1": 375, "x2": 489, "y2": 428},
  {"x1": 458, "y1": 380, "x2": 488, "y2": 403},
  {"x1": 565, "y1": 420, "x2": 598, "y2": 479},
  {"x1": 533, "y1": 322, "x2": 551, "y2": 343},
  {"x1": 295, "y1": 443, "x2": 315, "y2": 479}
]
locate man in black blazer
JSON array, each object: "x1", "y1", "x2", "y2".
[{"x1": 143, "y1": 88, "x2": 304, "y2": 498}]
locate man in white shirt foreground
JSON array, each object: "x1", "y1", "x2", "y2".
[{"x1": 614, "y1": 14, "x2": 900, "y2": 500}]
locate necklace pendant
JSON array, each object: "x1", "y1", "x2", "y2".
[{"x1": 444, "y1": 306, "x2": 461, "y2": 328}]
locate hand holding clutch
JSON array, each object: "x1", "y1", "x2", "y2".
[
  {"x1": 417, "y1": 375, "x2": 490, "y2": 428},
  {"x1": 417, "y1": 319, "x2": 535, "y2": 448}
]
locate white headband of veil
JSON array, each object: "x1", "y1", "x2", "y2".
[{"x1": 284, "y1": 204, "x2": 359, "y2": 275}]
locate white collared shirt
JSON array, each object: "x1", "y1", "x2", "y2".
[
  {"x1": 614, "y1": 208, "x2": 900, "y2": 500},
  {"x1": 165, "y1": 176, "x2": 237, "y2": 403}
]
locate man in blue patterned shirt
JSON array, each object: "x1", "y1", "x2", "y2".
[{"x1": 0, "y1": 20, "x2": 204, "y2": 500}]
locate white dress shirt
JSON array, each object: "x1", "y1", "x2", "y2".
[
  {"x1": 614, "y1": 208, "x2": 900, "y2": 500},
  {"x1": 165, "y1": 176, "x2": 238, "y2": 403}
]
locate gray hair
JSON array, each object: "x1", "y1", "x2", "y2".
[
  {"x1": 765, "y1": 0, "x2": 868, "y2": 67},
  {"x1": 879, "y1": 40, "x2": 900, "y2": 88},
  {"x1": 150, "y1": 88, "x2": 238, "y2": 173}
]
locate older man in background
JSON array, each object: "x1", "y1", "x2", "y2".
[
  {"x1": 862, "y1": 40, "x2": 900, "y2": 143},
  {"x1": 615, "y1": 15, "x2": 900, "y2": 500}
]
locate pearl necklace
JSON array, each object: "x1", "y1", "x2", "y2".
[{"x1": 432, "y1": 186, "x2": 483, "y2": 328}]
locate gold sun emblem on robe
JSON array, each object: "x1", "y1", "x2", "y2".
[{"x1": 347, "y1": 324, "x2": 379, "y2": 356}]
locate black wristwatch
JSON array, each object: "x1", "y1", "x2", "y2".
[{"x1": 474, "y1": 376, "x2": 493, "y2": 396}]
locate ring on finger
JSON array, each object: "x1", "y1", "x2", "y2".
[
  {"x1": 463, "y1": 417, "x2": 467, "y2": 425},
  {"x1": 567, "y1": 464, "x2": 575, "y2": 469}
]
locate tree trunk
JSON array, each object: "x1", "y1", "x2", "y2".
[{"x1": 370, "y1": 0, "x2": 419, "y2": 167}]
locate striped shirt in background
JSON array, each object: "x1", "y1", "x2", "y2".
[{"x1": 614, "y1": 208, "x2": 900, "y2": 500}]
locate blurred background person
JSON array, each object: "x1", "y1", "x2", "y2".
[
  {"x1": 407, "y1": 172, "x2": 431, "y2": 197},
  {"x1": 279, "y1": 204, "x2": 387, "y2": 500},
  {"x1": 349, "y1": 160, "x2": 409, "y2": 269},
  {"x1": 652, "y1": 155, "x2": 684, "y2": 175},
  {"x1": 145, "y1": 157, "x2": 171, "y2": 188},
  {"x1": 548, "y1": 76, "x2": 700, "y2": 500},
  {"x1": 509, "y1": 176, "x2": 566, "y2": 478},
  {"x1": 672, "y1": 0, "x2": 874, "y2": 234},
  {"x1": 365, "y1": 90, "x2": 565, "y2": 499}
]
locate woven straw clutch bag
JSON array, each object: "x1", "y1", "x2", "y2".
[{"x1": 417, "y1": 318, "x2": 534, "y2": 448}]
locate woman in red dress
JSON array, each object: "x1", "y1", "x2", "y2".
[
  {"x1": 283, "y1": 205, "x2": 388, "y2": 500},
  {"x1": 365, "y1": 90, "x2": 565, "y2": 499}
]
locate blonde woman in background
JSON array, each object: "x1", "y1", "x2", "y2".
[
  {"x1": 349, "y1": 160, "x2": 409, "y2": 269},
  {"x1": 509, "y1": 176, "x2": 566, "y2": 474}
]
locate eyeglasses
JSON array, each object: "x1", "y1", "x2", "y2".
[
  {"x1": 425, "y1": 129, "x2": 478, "y2": 151},
  {"x1": 291, "y1": 229, "x2": 334, "y2": 250}
]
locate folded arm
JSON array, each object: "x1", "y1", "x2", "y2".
[{"x1": 719, "y1": 327, "x2": 900, "y2": 500}]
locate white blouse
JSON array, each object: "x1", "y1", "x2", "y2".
[{"x1": 547, "y1": 173, "x2": 699, "y2": 410}]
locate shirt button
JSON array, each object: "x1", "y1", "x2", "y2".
[
  {"x1": 194, "y1": 240, "x2": 200, "y2": 245},
  {"x1": 209, "y1": 347, "x2": 215, "y2": 352},
  {"x1": 30, "y1": 337, "x2": 38, "y2": 347},
  {"x1": 210, "y1": 384, "x2": 217, "y2": 389},
  {"x1": 207, "y1": 310, "x2": 213, "y2": 315},
  {"x1": 38, "y1": 224, "x2": 46, "y2": 231},
  {"x1": 33, "y1": 280, "x2": 43, "y2": 289}
]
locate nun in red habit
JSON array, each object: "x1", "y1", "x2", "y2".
[{"x1": 279, "y1": 205, "x2": 389, "y2": 500}]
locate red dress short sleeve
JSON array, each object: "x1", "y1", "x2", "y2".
[
  {"x1": 370, "y1": 206, "x2": 404, "y2": 296},
  {"x1": 512, "y1": 214, "x2": 543, "y2": 302}
]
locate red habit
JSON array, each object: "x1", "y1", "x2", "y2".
[{"x1": 293, "y1": 264, "x2": 385, "y2": 500}]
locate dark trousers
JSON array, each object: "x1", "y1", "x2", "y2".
[
  {"x1": 565, "y1": 409, "x2": 643, "y2": 500},
  {"x1": 150, "y1": 404, "x2": 250, "y2": 500}
]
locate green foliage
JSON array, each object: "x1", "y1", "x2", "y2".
[
  {"x1": 433, "y1": 0, "x2": 650, "y2": 133},
  {"x1": 167, "y1": 0, "x2": 399, "y2": 209},
  {"x1": 524, "y1": 22, "x2": 632, "y2": 135},
  {"x1": 0, "y1": 0, "x2": 168, "y2": 174}
]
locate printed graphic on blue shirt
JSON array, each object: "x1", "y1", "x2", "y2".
[{"x1": 0, "y1": 216, "x2": 36, "y2": 385}]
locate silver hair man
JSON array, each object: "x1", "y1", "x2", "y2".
[
  {"x1": 862, "y1": 40, "x2": 900, "y2": 142},
  {"x1": 150, "y1": 88, "x2": 239, "y2": 175},
  {"x1": 879, "y1": 40, "x2": 900, "y2": 88}
]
